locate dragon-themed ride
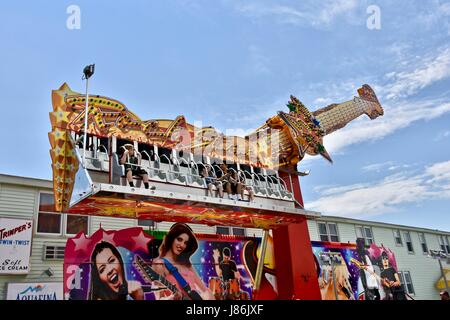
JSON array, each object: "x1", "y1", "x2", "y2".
[
  {"x1": 49, "y1": 81, "x2": 383, "y2": 300},
  {"x1": 49, "y1": 83, "x2": 382, "y2": 212}
]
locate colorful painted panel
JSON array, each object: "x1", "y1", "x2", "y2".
[
  {"x1": 63, "y1": 195, "x2": 303, "y2": 229},
  {"x1": 312, "y1": 239, "x2": 407, "y2": 300},
  {"x1": 63, "y1": 225, "x2": 263, "y2": 300}
]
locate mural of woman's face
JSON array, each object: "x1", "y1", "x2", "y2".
[
  {"x1": 95, "y1": 248, "x2": 124, "y2": 293},
  {"x1": 172, "y1": 233, "x2": 189, "y2": 256},
  {"x1": 382, "y1": 256, "x2": 389, "y2": 268}
]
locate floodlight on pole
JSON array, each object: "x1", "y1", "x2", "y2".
[{"x1": 82, "y1": 64, "x2": 95, "y2": 167}]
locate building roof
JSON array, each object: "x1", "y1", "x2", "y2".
[
  {"x1": 0, "y1": 173, "x2": 52, "y2": 189},
  {"x1": 314, "y1": 215, "x2": 450, "y2": 235}
]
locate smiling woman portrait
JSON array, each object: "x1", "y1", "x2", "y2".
[
  {"x1": 89, "y1": 241, "x2": 144, "y2": 300},
  {"x1": 152, "y1": 223, "x2": 215, "y2": 300}
]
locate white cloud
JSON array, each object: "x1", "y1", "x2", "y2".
[
  {"x1": 235, "y1": 4, "x2": 307, "y2": 25},
  {"x1": 234, "y1": 1, "x2": 361, "y2": 28},
  {"x1": 387, "y1": 164, "x2": 412, "y2": 171},
  {"x1": 434, "y1": 130, "x2": 450, "y2": 141},
  {"x1": 383, "y1": 47, "x2": 450, "y2": 100},
  {"x1": 222, "y1": 45, "x2": 450, "y2": 163},
  {"x1": 306, "y1": 160, "x2": 450, "y2": 217},
  {"x1": 362, "y1": 161, "x2": 395, "y2": 172},
  {"x1": 300, "y1": 45, "x2": 450, "y2": 163},
  {"x1": 361, "y1": 161, "x2": 414, "y2": 173},
  {"x1": 319, "y1": 183, "x2": 371, "y2": 196},
  {"x1": 425, "y1": 160, "x2": 450, "y2": 184},
  {"x1": 317, "y1": 0, "x2": 359, "y2": 25},
  {"x1": 308, "y1": 79, "x2": 362, "y2": 108},
  {"x1": 313, "y1": 97, "x2": 333, "y2": 105},
  {"x1": 322, "y1": 99, "x2": 450, "y2": 155}
]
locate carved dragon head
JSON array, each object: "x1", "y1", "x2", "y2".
[{"x1": 357, "y1": 84, "x2": 384, "y2": 120}]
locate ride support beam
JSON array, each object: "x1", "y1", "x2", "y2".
[
  {"x1": 274, "y1": 170, "x2": 321, "y2": 300},
  {"x1": 272, "y1": 219, "x2": 321, "y2": 300}
]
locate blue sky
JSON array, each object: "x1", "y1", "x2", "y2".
[{"x1": 0, "y1": 1, "x2": 449, "y2": 231}]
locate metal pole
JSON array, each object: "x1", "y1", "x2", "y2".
[
  {"x1": 254, "y1": 230, "x2": 270, "y2": 296},
  {"x1": 82, "y1": 77, "x2": 89, "y2": 167},
  {"x1": 438, "y1": 258, "x2": 449, "y2": 292},
  {"x1": 288, "y1": 172, "x2": 294, "y2": 193}
]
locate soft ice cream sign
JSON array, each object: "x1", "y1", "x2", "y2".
[
  {"x1": 0, "y1": 218, "x2": 33, "y2": 274},
  {"x1": 7, "y1": 283, "x2": 63, "y2": 300}
]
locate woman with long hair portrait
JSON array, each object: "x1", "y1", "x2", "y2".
[
  {"x1": 152, "y1": 223, "x2": 215, "y2": 300},
  {"x1": 89, "y1": 241, "x2": 144, "y2": 300}
]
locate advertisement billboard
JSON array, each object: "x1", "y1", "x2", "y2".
[
  {"x1": 7, "y1": 282, "x2": 63, "y2": 300},
  {"x1": 0, "y1": 218, "x2": 33, "y2": 274}
]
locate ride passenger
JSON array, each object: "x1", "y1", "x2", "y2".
[{"x1": 120, "y1": 144, "x2": 154, "y2": 190}]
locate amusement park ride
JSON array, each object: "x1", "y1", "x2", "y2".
[{"x1": 49, "y1": 78, "x2": 384, "y2": 299}]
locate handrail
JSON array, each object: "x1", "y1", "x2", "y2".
[
  {"x1": 213, "y1": 165, "x2": 224, "y2": 177},
  {"x1": 160, "y1": 154, "x2": 172, "y2": 165},
  {"x1": 171, "y1": 156, "x2": 180, "y2": 166},
  {"x1": 243, "y1": 169, "x2": 253, "y2": 179},
  {"x1": 266, "y1": 175, "x2": 277, "y2": 184},
  {"x1": 257, "y1": 173, "x2": 268, "y2": 184},
  {"x1": 189, "y1": 161, "x2": 199, "y2": 174},
  {"x1": 266, "y1": 176, "x2": 280, "y2": 195},
  {"x1": 153, "y1": 153, "x2": 161, "y2": 163},
  {"x1": 141, "y1": 150, "x2": 151, "y2": 161},
  {"x1": 252, "y1": 172, "x2": 262, "y2": 182},
  {"x1": 193, "y1": 161, "x2": 202, "y2": 171},
  {"x1": 277, "y1": 177, "x2": 289, "y2": 190},
  {"x1": 205, "y1": 163, "x2": 216, "y2": 177},
  {"x1": 97, "y1": 145, "x2": 108, "y2": 153},
  {"x1": 237, "y1": 170, "x2": 246, "y2": 182},
  {"x1": 178, "y1": 157, "x2": 190, "y2": 167}
]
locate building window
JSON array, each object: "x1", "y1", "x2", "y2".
[
  {"x1": 398, "y1": 271, "x2": 415, "y2": 295},
  {"x1": 37, "y1": 193, "x2": 89, "y2": 236},
  {"x1": 232, "y1": 228, "x2": 246, "y2": 236},
  {"x1": 439, "y1": 235, "x2": 450, "y2": 253},
  {"x1": 403, "y1": 232, "x2": 414, "y2": 254},
  {"x1": 66, "y1": 215, "x2": 89, "y2": 235},
  {"x1": 138, "y1": 219, "x2": 156, "y2": 230},
  {"x1": 37, "y1": 212, "x2": 62, "y2": 234},
  {"x1": 44, "y1": 244, "x2": 65, "y2": 260},
  {"x1": 356, "y1": 226, "x2": 374, "y2": 246},
  {"x1": 37, "y1": 193, "x2": 62, "y2": 234},
  {"x1": 318, "y1": 222, "x2": 339, "y2": 242},
  {"x1": 216, "y1": 226, "x2": 230, "y2": 235},
  {"x1": 418, "y1": 233, "x2": 428, "y2": 254},
  {"x1": 393, "y1": 230, "x2": 403, "y2": 246},
  {"x1": 216, "y1": 226, "x2": 246, "y2": 236}
]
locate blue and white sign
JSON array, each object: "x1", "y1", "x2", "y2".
[
  {"x1": 7, "y1": 282, "x2": 63, "y2": 300},
  {"x1": 0, "y1": 218, "x2": 33, "y2": 274}
]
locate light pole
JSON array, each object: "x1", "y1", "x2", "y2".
[
  {"x1": 82, "y1": 64, "x2": 95, "y2": 167},
  {"x1": 429, "y1": 249, "x2": 449, "y2": 293}
]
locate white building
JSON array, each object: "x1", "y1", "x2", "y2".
[{"x1": 0, "y1": 173, "x2": 448, "y2": 300}]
